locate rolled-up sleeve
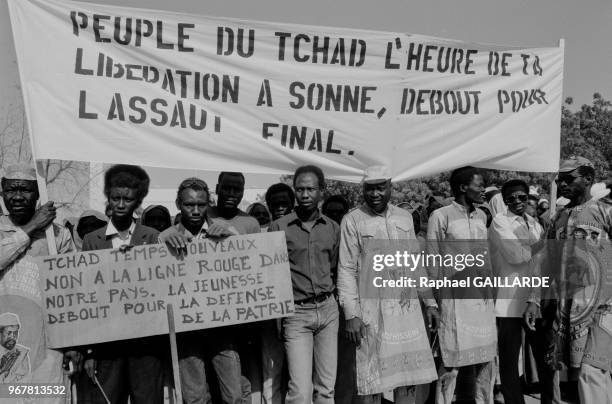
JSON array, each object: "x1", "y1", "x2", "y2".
[
  {"x1": 490, "y1": 216, "x2": 532, "y2": 264},
  {"x1": 0, "y1": 227, "x2": 31, "y2": 271},
  {"x1": 337, "y1": 215, "x2": 361, "y2": 319}
]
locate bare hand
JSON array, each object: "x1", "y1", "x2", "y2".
[
  {"x1": 345, "y1": 317, "x2": 367, "y2": 345},
  {"x1": 161, "y1": 227, "x2": 192, "y2": 253},
  {"x1": 63, "y1": 350, "x2": 83, "y2": 375},
  {"x1": 84, "y1": 358, "x2": 97, "y2": 380},
  {"x1": 23, "y1": 201, "x2": 56, "y2": 235},
  {"x1": 207, "y1": 223, "x2": 238, "y2": 239},
  {"x1": 426, "y1": 306, "x2": 440, "y2": 332},
  {"x1": 523, "y1": 302, "x2": 539, "y2": 331}
]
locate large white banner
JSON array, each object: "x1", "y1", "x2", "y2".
[{"x1": 9, "y1": 0, "x2": 564, "y2": 182}]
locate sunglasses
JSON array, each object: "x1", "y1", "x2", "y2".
[
  {"x1": 555, "y1": 172, "x2": 581, "y2": 185},
  {"x1": 504, "y1": 194, "x2": 528, "y2": 204}
]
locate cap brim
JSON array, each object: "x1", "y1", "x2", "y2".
[{"x1": 363, "y1": 178, "x2": 391, "y2": 184}]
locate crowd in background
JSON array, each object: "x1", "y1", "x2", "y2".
[{"x1": 1, "y1": 158, "x2": 612, "y2": 404}]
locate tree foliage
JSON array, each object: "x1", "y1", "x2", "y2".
[{"x1": 322, "y1": 94, "x2": 612, "y2": 208}]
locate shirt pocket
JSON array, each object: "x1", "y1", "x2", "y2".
[{"x1": 394, "y1": 221, "x2": 414, "y2": 240}]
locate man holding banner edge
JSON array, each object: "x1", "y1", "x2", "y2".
[{"x1": 0, "y1": 163, "x2": 77, "y2": 403}]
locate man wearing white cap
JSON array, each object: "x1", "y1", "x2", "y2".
[
  {"x1": 0, "y1": 312, "x2": 30, "y2": 383},
  {"x1": 0, "y1": 163, "x2": 77, "y2": 401},
  {"x1": 337, "y1": 165, "x2": 438, "y2": 403}
]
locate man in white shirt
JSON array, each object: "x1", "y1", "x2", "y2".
[{"x1": 489, "y1": 179, "x2": 545, "y2": 404}]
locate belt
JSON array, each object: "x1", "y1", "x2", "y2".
[{"x1": 295, "y1": 292, "x2": 332, "y2": 305}]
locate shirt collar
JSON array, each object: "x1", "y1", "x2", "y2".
[
  {"x1": 176, "y1": 220, "x2": 209, "y2": 238},
  {"x1": 287, "y1": 210, "x2": 328, "y2": 226},
  {"x1": 451, "y1": 201, "x2": 468, "y2": 212},
  {"x1": 105, "y1": 219, "x2": 136, "y2": 238},
  {"x1": 505, "y1": 209, "x2": 534, "y2": 223},
  {"x1": 362, "y1": 203, "x2": 391, "y2": 217}
]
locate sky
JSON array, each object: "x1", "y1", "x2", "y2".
[{"x1": 1, "y1": 0, "x2": 612, "y2": 189}]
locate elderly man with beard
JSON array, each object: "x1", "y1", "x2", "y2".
[
  {"x1": 0, "y1": 163, "x2": 77, "y2": 402},
  {"x1": 337, "y1": 166, "x2": 438, "y2": 404},
  {"x1": 534, "y1": 156, "x2": 612, "y2": 404},
  {"x1": 426, "y1": 166, "x2": 497, "y2": 404},
  {"x1": 0, "y1": 313, "x2": 30, "y2": 383}
]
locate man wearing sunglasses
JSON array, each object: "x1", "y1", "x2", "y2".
[
  {"x1": 530, "y1": 157, "x2": 612, "y2": 404},
  {"x1": 489, "y1": 179, "x2": 545, "y2": 404}
]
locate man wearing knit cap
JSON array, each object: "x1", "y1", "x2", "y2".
[
  {"x1": 0, "y1": 163, "x2": 76, "y2": 399},
  {"x1": 337, "y1": 165, "x2": 438, "y2": 403},
  {"x1": 529, "y1": 156, "x2": 612, "y2": 404},
  {"x1": 0, "y1": 312, "x2": 30, "y2": 383}
]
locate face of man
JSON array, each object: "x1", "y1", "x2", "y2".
[
  {"x1": 2, "y1": 179, "x2": 38, "y2": 224},
  {"x1": 216, "y1": 174, "x2": 244, "y2": 211},
  {"x1": 268, "y1": 192, "x2": 293, "y2": 220},
  {"x1": 462, "y1": 174, "x2": 485, "y2": 204},
  {"x1": 250, "y1": 205, "x2": 270, "y2": 226},
  {"x1": 108, "y1": 187, "x2": 140, "y2": 222},
  {"x1": 557, "y1": 169, "x2": 592, "y2": 204},
  {"x1": 323, "y1": 201, "x2": 347, "y2": 224},
  {"x1": 503, "y1": 187, "x2": 529, "y2": 216},
  {"x1": 537, "y1": 201, "x2": 549, "y2": 217},
  {"x1": 177, "y1": 189, "x2": 208, "y2": 230},
  {"x1": 364, "y1": 180, "x2": 391, "y2": 214},
  {"x1": 294, "y1": 173, "x2": 322, "y2": 212},
  {"x1": 526, "y1": 199, "x2": 538, "y2": 217},
  {"x1": 0, "y1": 325, "x2": 19, "y2": 350}
]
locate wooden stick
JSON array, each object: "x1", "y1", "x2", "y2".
[
  {"x1": 93, "y1": 374, "x2": 111, "y2": 404},
  {"x1": 34, "y1": 161, "x2": 57, "y2": 255},
  {"x1": 167, "y1": 304, "x2": 183, "y2": 404},
  {"x1": 550, "y1": 174, "x2": 557, "y2": 218}
]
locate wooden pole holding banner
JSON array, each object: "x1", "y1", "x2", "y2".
[
  {"x1": 548, "y1": 38, "x2": 564, "y2": 218},
  {"x1": 550, "y1": 174, "x2": 557, "y2": 218},
  {"x1": 34, "y1": 161, "x2": 58, "y2": 255},
  {"x1": 167, "y1": 304, "x2": 184, "y2": 404}
]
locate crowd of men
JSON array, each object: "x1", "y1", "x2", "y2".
[{"x1": 1, "y1": 157, "x2": 611, "y2": 404}]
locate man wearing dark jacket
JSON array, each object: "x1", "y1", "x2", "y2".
[{"x1": 77, "y1": 164, "x2": 164, "y2": 404}]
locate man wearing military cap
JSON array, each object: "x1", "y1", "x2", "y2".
[
  {"x1": 0, "y1": 312, "x2": 31, "y2": 383},
  {"x1": 0, "y1": 163, "x2": 77, "y2": 400},
  {"x1": 527, "y1": 156, "x2": 612, "y2": 404}
]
